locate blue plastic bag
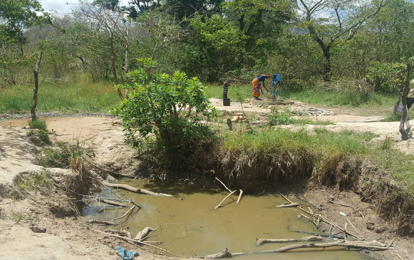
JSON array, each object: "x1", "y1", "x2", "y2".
[{"x1": 115, "y1": 246, "x2": 139, "y2": 260}]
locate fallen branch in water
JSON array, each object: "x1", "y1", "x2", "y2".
[
  {"x1": 214, "y1": 190, "x2": 237, "y2": 209},
  {"x1": 276, "y1": 203, "x2": 299, "y2": 208},
  {"x1": 102, "y1": 181, "x2": 173, "y2": 197},
  {"x1": 256, "y1": 236, "x2": 325, "y2": 246},
  {"x1": 237, "y1": 189, "x2": 243, "y2": 204},
  {"x1": 276, "y1": 196, "x2": 363, "y2": 241},
  {"x1": 203, "y1": 240, "x2": 391, "y2": 258},
  {"x1": 98, "y1": 198, "x2": 126, "y2": 207},
  {"x1": 86, "y1": 220, "x2": 114, "y2": 225},
  {"x1": 109, "y1": 205, "x2": 137, "y2": 222},
  {"x1": 215, "y1": 177, "x2": 232, "y2": 193}
]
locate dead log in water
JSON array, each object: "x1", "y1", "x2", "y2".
[
  {"x1": 256, "y1": 236, "x2": 325, "y2": 246},
  {"x1": 102, "y1": 181, "x2": 173, "y2": 197}
]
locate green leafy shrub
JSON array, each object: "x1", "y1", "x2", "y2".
[
  {"x1": 27, "y1": 120, "x2": 51, "y2": 145},
  {"x1": 29, "y1": 120, "x2": 47, "y2": 131},
  {"x1": 113, "y1": 58, "x2": 217, "y2": 166},
  {"x1": 366, "y1": 62, "x2": 406, "y2": 93}
]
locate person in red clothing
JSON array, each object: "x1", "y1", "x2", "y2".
[
  {"x1": 253, "y1": 83, "x2": 263, "y2": 100},
  {"x1": 252, "y1": 74, "x2": 271, "y2": 92}
]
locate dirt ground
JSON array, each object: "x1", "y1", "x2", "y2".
[{"x1": 0, "y1": 99, "x2": 413, "y2": 260}]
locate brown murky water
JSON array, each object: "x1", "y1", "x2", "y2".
[{"x1": 85, "y1": 179, "x2": 368, "y2": 260}]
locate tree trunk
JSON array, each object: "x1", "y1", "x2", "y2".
[
  {"x1": 110, "y1": 32, "x2": 124, "y2": 100},
  {"x1": 30, "y1": 51, "x2": 43, "y2": 121},
  {"x1": 322, "y1": 46, "x2": 331, "y2": 82},
  {"x1": 399, "y1": 63, "x2": 412, "y2": 140}
]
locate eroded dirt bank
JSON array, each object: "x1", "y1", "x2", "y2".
[{"x1": 0, "y1": 107, "x2": 413, "y2": 260}]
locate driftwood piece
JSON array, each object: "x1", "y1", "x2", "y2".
[
  {"x1": 135, "y1": 227, "x2": 154, "y2": 241},
  {"x1": 87, "y1": 220, "x2": 114, "y2": 225},
  {"x1": 102, "y1": 181, "x2": 173, "y2": 197},
  {"x1": 276, "y1": 203, "x2": 299, "y2": 208},
  {"x1": 236, "y1": 189, "x2": 243, "y2": 204},
  {"x1": 104, "y1": 229, "x2": 131, "y2": 238},
  {"x1": 256, "y1": 236, "x2": 325, "y2": 246},
  {"x1": 99, "y1": 198, "x2": 126, "y2": 207},
  {"x1": 214, "y1": 190, "x2": 237, "y2": 209},
  {"x1": 203, "y1": 248, "x2": 232, "y2": 259}
]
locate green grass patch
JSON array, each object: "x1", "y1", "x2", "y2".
[
  {"x1": 222, "y1": 128, "x2": 370, "y2": 155},
  {"x1": 267, "y1": 108, "x2": 333, "y2": 126},
  {"x1": 0, "y1": 77, "x2": 120, "y2": 113},
  {"x1": 383, "y1": 112, "x2": 402, "y2": 122}
]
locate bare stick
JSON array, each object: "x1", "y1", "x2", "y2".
[
  {"x1": 102, "y1": 181, "x2": 173, "y2": 197},
  {"x1": 279, "y1": 193, "x2": 294, "y2": 204},
  {"x1": 237, "y1": 189, "x2": 243, "y2": 204},
  {"x1": 214, "y1": 190, "x2": 237, "y2": 209},
  {"x1": 215, "y1": 177, "x2": 232, "y2": 193},
  {"x1": 259, "y1": 240, "x2": 390, "y2": 254},
  {"x1": 109, "y1": 205, "x2": 136, "y2": 221},
  {"x1": 203, "y1": 241, "x2": 391, "y2": 258},
  {"x1": 276, "y1": 203, "x2": 299, "y2": 208},
  {"x1": 104, "y1": 229, "x2": 131, "y2": 238},
  {"x1": 86, "y1": 220, "x2": 114, "y2": 225},
  {"x1": 397, "y1": 254, "x2": 404, "y2": 260},
  {"x1": 99, "y1": 198, "x2": 126, "y2": 207},
  {"x1": 256, "y1": 236, "x2": 325, "y2": 246},
  {"x1": 346, "y1": 218, "x2": 359, "y2": 236}
]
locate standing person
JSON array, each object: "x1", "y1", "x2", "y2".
[
  {"x1": 253, "y1": 83, "x2": 263, "y2": 100},
  {"x1": 252, "y1": 74, "x2": 271, "y2": 92},
  {"x1": 223, "y1": 81, "x2": 231, "y2": 106}
]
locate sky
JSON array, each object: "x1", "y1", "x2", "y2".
[{"x1": 38, "y1": 0, "x2": 129, "y2": 14}]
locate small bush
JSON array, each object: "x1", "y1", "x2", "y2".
[
  {"x1": 29, "y1": 120, "x2": 47, "y2": 130},
  {"x1": 37, "y1": 130, "x2": 51, "y2": 145},
  {"x1": 114, "y1": 58, "x2": 217, "y2": 167},
  {"x1": 28, "y1": 120, "x2": 51, "y2": 145},
  {"x1": 37, "y1": 141, "x2": 84, "y2": 168}
]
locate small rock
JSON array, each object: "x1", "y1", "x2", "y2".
[{"x1": 30, "y1": 224, "x2": 46, "y2": 233}]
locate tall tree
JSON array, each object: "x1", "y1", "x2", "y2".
[
  {"x1": 293, "y1": 0, "x2": 390, "y2": 82},
  {"x1": 0, "y1": 0, "x2": 44, "y2": 54}
]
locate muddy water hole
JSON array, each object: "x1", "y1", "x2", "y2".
[{"x1": 84, "y1": 178, "x2": 367, "y2": 260}]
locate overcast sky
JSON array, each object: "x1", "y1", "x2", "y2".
[{"x1": 38, "y1": 0, "x2": 129, "y2": 14}]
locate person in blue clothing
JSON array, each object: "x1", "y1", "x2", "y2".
[{"x1": 252, "y1": 74, "x2": 271, "y2": 93}]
